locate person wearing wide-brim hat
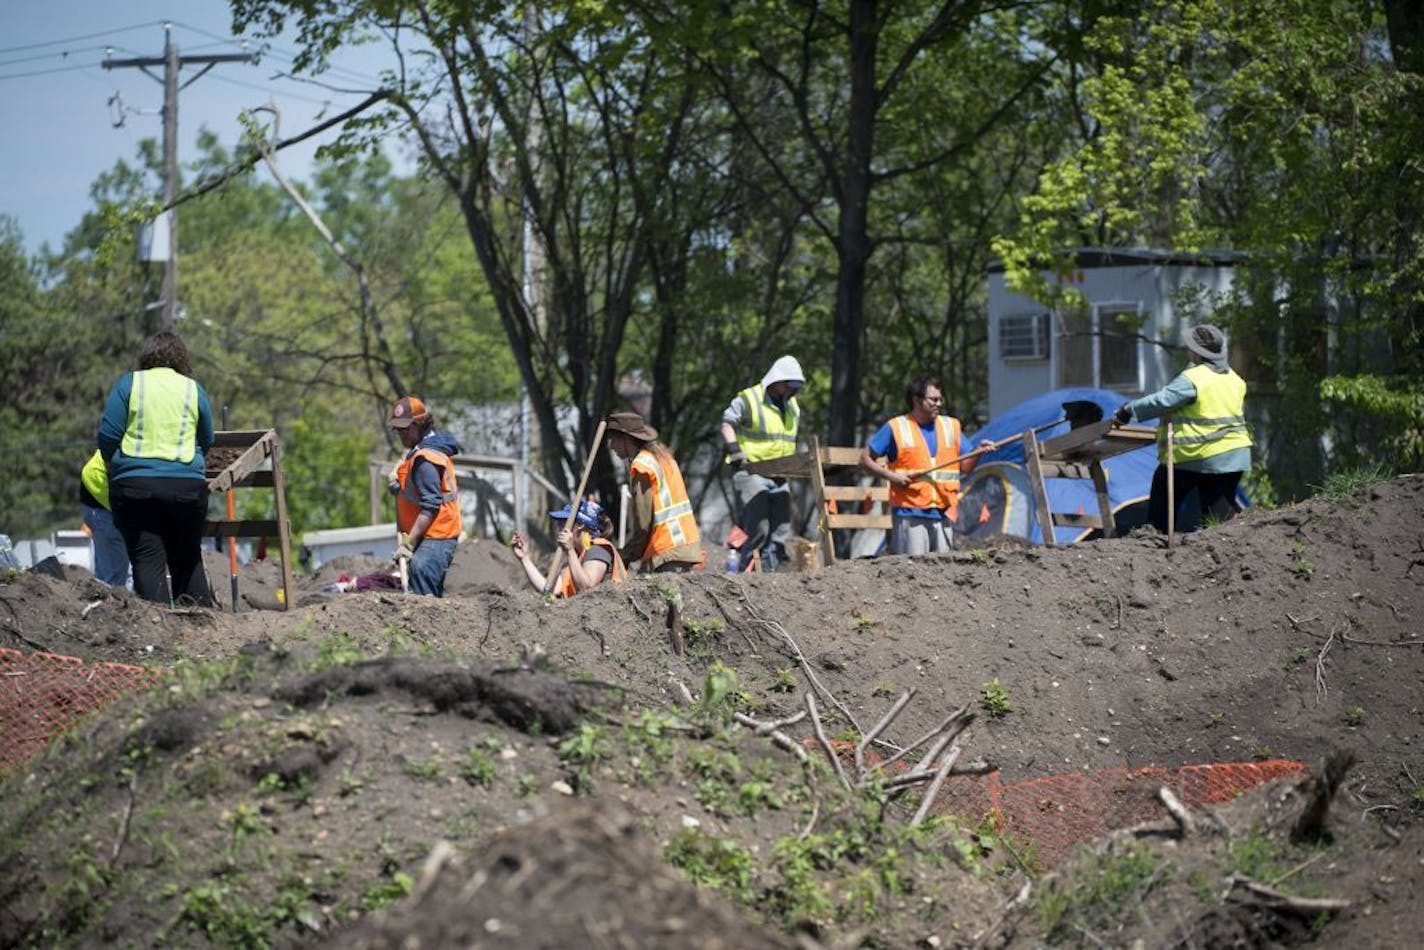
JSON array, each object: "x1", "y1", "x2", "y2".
[
  {"x1": 605, "y1": 411, "x2": 704, "y2": 573},
  {"x1": 1112, "y1": 324, "x2": 1252, "y2": 533}
]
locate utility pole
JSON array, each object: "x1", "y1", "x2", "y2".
[{"x1": 104, "y1": 24, "x2": 253, "y2": 330}]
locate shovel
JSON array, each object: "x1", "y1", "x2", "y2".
[{"x1": 543, "y1": 420, "x2": 608, "y2": 593}]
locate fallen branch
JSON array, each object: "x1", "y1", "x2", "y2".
[
  {"x1": 110, "y1": 768, "x2": 140, "y2": 867},
  {"x1": 734, "y1": 712, "x2": 808, "y2": 763},
  {"x1": 1158, "y1": 786, "x2": 1194, "y2": 836},
  {"x1": 1226, "y1": 874, "x2": 1351, "y2": 914},
  {"x1": 805, "y1": 692, "x2": 851, "y2": 792},
  {"x1": 1314, "y1": 626, "x2": 1336, "y2": 705}
]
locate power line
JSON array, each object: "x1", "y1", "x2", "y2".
[
  {"x1": 0, "y1": 60, "x2": 107, "y2": 81},
  {"x1": 0, "y1": 44, "x2": 113, "y2": 69},
  {"x1": 0, "y1": 22, "x2": 159, "y2": 56}
]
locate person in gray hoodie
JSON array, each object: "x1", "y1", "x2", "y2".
[{"x1": 719, "y1": 355, "x2": 804, "y2": 571}]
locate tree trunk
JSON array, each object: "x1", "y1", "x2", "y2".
[{"x1": 828, "y1": 0, "x2": 879, "y2": 447}]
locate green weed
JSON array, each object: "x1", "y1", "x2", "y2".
[
  {"x1": 310, "y1": 632, "x2": 364, "y2": 671},
  {"x1": 459, "y1": 740, "x2": 501, "y2": 787},
  {"x1": 666, "y1": 829, "x2": 757, "y2": 904},
  {"x1": 980, "y1": 678, "x2": 1014, "y2": 717},
  {"x1": 404, "y1": 754, "x2": 445, "y2": 781},
  {"x1": 360, "y1": 871, "x2": 414, "y2": 911},
  {"x1": 770, "y1": 667, "x2": 797, "y2": 693},
  {"x1": 1344, "y1": 705, "x2": 1367, "y2": 727}
]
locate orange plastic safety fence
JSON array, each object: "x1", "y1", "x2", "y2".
[
  {"x1": 973, "y1": 759, "x2": 1307, "y2": 867},
  {"x1": 0, "y1": 648, "x2": 167, "y2": 772}
]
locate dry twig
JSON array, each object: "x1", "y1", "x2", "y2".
[
  {"x1": 734, "y1": 712, "x2": 809, "y2": 763},
  {"x1": 1314, "y1": 626, "x2": 1336, "y2": 705},
  {"x1": 1226, "y1": 874, "x2": 1351, "y2": 913}
]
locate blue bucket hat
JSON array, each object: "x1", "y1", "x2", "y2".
[{"x1": 550, "y1": 499, "x2": 605, "y2": 530}]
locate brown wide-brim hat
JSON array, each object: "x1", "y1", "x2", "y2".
[{"x1": 606, "y1": 410, "x2": 658, "y2": 442}]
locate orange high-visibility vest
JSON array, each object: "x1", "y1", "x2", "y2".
[
  {"x1": 556, "y1": 537, "x2": 628, "y2": 597},
  {"x1": 396, "y1": 448, "x2": 463, "y2": 539},
  {"x1": 886, "y1": 414, "x2": 962, "y2": 517},
  {"x1": 630, "y1": 446, "x2": 700, "y2": 559}
]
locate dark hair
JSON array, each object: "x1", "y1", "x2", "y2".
[
  {"x1": 904, "y1": 375, "x2": 942, "y2": 410},
  {"x1": 138, "y1": 331, "x2": 193, "y2": 377}
]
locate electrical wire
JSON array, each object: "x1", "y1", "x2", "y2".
[{"x1": 0, "y1": 22, "x2": 160, "y2": 56}]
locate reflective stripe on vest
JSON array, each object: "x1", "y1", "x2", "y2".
[
  {"x1": 1162, "y1": 364, "x2": 1252, "y2": 463},
  {"x1": 81, "y1": 450, "x2": 110, "y2": 510},
  {"x1": 396, "y1": 447, "x2": 463, "y2": 539},
  {"x1": 886, "y1": 414, "x2": 962, "y2": 514},
  {"x1": 120, "y1": 368, "x2": 198, "y2": 462},
  {"x1": 734, "y1": 385, "x2": 800, "y2": 463},
  {"x1": 556, "y1": 537, "x2": 628, "y2": 597},
  {"x1": 632, "y1": 447, "x2": 701, "y2": 556}
]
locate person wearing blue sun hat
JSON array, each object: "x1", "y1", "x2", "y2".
[{"x1": 511, "y1": 498, "x2": 627, "y2": 596}]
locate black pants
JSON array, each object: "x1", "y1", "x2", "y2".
[
  {"x1": 1148, "y1": 465, "x2": 1243, "y2": 534},
  {"x1": 109, "y1": 477, "x2": 214, "y2": 607}
]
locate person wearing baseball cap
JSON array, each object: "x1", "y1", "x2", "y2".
[
  {"x1": 1112, "y1": 324, "x2": 1251, "y2": 533},
  {"x1": 719, "y1": 355, "x2": 804, "y2": 571},
  {"x1": 605, "y1": 410, "x2": 703, "y2": 573},
  {"x1": 387, "y1": 395, "x2": 463, "y2": 595},
  {"x1": 511, "y1": 498, "x2": 626, "y2": 596}
]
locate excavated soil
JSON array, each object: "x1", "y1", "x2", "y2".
[{"x1": 1, "y1": 475, "x2": 1421, "y2": 948}]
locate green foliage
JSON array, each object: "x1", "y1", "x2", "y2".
[
  {"x1": 1343, "y1": 705, "x2": 1367, "y2": 728},
  {"x1": 359, "y1": 871, "x2": 414, "y2": 912},
  {"x1": 665, "y1": 830, "x2": 758, "y2": 904},
  {"x1": 1034, "y1": 841, "x2": 1164, "y2": 941},
  {"x1": 1310, "y1": 461, "x2": 1396, "y2": 504},
  {"x1": 404, "y1": 754, "x2": 445, "y2": 781},
  {"x1": 459, "y1": 739, "x2": 501, "y2": 787},
  {"x1": 980, "y1": 677, "x2": 1014, "y2": 717},
  {"x1": 310, "y1": 632, "x2": 364, "y2": 671},
  {"x1": 1289, "y1": 541, "x2": 1314, "y2": 580},
  {"x1": 557, "y1": 723, "x2": 608, "y2": 792}
]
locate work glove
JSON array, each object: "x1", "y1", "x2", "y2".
[
  {"x1": 387, "y1": 462, "x2": 402, "y2": 492},
  {"x1": 1112, "y1": 403, "x2": 1133, "y2": 427},
  {"x1": 394, "y1": 532, "x2": 415, "y2": 562},
  {"x1": 725, "y1": 443, "x2": 747, "y2": 471}
]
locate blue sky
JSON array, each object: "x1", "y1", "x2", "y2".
[{"x1": 0, "y1": 0, "x2": 402, "y2": 255}]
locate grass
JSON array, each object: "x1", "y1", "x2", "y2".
[
  {"x1": 1034, "y1": 841, "x2": 1164, "y2": 941},
  {"x1": 1310, "y1": 461, "x2": 1394, "y2": 503}
]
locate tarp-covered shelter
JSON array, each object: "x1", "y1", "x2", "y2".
[{"x1": 955, "y1": 388, "x2": 1156, "y2": 545}]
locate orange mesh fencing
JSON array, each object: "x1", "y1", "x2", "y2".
[
  {"x1": 806, "y1": 739, "x2": 1304, "y2": 868},
  {"x1": 0, "y1": 648, "x2": 167, "y2": 773},
  {"x1": 967, "y1": 759, "x2": 1306, "y2": 867}
]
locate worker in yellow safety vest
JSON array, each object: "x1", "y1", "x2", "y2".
[
  {"x1": 1113, "y1": 324, "x2": 1252, "y2": 533},
  {"x1": 605, "y1": 411, "x2": 703, "y2": 573},
  {"x1": 720, "y1": 355, "x2": 803, "y2": 571},
  {"x1": 97, "y1": 331, "x2": 215, "y2": 606},
  {"x1": 859, "y1": 376, "x2": 996, "y2": 554},
  {"x1": 387, "y1": 396, "x2": 463, "y2": 596},
  {"x1": 78, "y1": 450, "x2": 131, "y2": 588}
]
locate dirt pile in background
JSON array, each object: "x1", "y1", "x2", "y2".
[{"x1": 1, "y1": 475, "x2": 1420, "y2": 947}]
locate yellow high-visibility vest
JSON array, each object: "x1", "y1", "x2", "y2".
[
  {"x1": 734, "y1": 384, "x2": 799, "y2": 463},
  {"x1": 1163, "y1": 364, "x2": 1252, "y2": 463},
  {"x1": 119, "y1": 368, "x2": 199, "y2": 463}
]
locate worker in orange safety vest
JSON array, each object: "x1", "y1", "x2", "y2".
[
  {"x1": 388, "y1": 396, "x2": 463, "y2": 596},
  {"x1": 858, "y1": 375, "x2": 995, "y2": 555},
  {"x1": 605, "y1": 410, "x2": 703, "y2": 573},
  {"x1": 512, "y1": 498, "x2": 628, "y2": 597}
]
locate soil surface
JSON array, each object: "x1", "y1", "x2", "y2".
[{"x1": 2, "y1": 475, "x2": 1421, "y2": 948}]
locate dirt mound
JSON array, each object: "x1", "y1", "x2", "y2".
[
  {"x1": 335, "y1": 805, "x2": 797, "y2": 949},
  {"x1": 2, "y1": 475, "x2": 1420, "y2": 947}
]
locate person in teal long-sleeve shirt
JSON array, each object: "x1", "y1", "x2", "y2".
[
  {"x1": 1113, "y1": 324, "x2": 1251, "y2": 533},
  {"x1": 98, "y1": 331, "x2": 215, "y2": 606}
]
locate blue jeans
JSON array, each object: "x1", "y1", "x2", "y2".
[
  {"x1": 83, "y1": 503, "x2": 132, "y2": 588},
  {"x1": 408, "y1": 538, "x2": 457, "y2": 597}
]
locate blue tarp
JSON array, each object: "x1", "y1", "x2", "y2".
[{"x1": 959, "y1": 388, "x2": 1158, "y2": 545}]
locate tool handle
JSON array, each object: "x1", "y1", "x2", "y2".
[
  {"x1": 904, "y1": 417, "x2": 1063, "y2": 482},
  {"x1": 543, "y1": 420, "x2": 608, "y2": 593}
]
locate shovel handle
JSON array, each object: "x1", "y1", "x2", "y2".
[
  {"x1": 543, "y1": 420, "x2": 608, "y2": 593},
  {"x1": 905, "y1": 417, "x2": 1063, "y2": 482}
]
